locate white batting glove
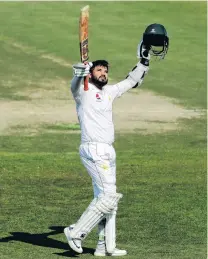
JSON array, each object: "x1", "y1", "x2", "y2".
[
  {"x1": 73, "y1": 62, "x2": 93, "y2": 77},
  {"x1": 137, "y1": 40, "x2": 151, "y2": 60},
  {"x1": 137, "y1": 40, "x2": 151, "y2": 66}
]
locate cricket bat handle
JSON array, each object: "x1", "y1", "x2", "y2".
[{"x1": 84, "y1": 75, "x2": 89, "y2": 91}]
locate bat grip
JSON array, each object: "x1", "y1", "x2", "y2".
[{"x1": 84, "y1": 75, "x2": 89, "y2": 91}]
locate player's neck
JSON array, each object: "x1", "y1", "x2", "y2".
[
  {"x1": 89, "y1": 80, "x2": 103, "y2": 90},
  {"x1": 94, "y1": 84, "x2": 103, "y2": 90}
]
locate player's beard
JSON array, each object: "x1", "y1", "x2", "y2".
[{"x1": 90, "y1": 75, "x2": 108, "y2": 89}]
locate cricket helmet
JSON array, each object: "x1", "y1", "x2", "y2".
[{"x1": 143, "y1": 23, "x2": 169, "y2": 59}]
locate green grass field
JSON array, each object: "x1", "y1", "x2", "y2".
[{"x1": 0, "y1": 2, "x2": 207, "y2": 259}]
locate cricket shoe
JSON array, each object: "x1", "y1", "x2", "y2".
[
  {"x1": 64, "y1": 225, "x2": 83, "y2": 253},
  {"x1": 94, "y1": 242, "x2": 127, "y2": 256}
]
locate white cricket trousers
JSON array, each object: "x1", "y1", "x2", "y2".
[{"x1": 79, "y1": 142, "x2": 117, "y2": 197}]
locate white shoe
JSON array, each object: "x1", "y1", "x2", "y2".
[
  {"x1": 94, "y1": 243, "x2": 127, "y2": 256},
  {"x1": 64, "y1": 226, "x2": 83, "y2": 253}
]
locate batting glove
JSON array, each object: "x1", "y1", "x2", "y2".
[
  {"x1": 73, "y1": 62, "x2": 93, "y2": 77},
  {"x1": 137, "y1": 40, "x2": 151, "y2": 66}
]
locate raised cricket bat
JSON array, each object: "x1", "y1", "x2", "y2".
[{"x1": 79, "y1": 5, "x2": 89, "y2": 91}]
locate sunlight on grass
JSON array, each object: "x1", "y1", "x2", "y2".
[{"x1": 43, "y1": 123, "x2": 80, "y2": 131}]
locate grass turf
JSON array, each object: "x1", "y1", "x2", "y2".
[{"x1": 0, "y1": 2, "x2": 206, "y2": 259}]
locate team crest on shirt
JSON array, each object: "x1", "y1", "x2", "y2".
[{"x1": 96, "y1": 93, "x2": 102, "y2": 102}]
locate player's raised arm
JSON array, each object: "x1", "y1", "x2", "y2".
[
  {"x1": 125, "y1": 41, "x2": 151, "y2": 89},
  {"x1": 104, "y1": 42, "x2": 150, "y2": 99}
]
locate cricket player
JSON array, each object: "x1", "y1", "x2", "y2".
[{"x1": 64, "y1": 42, "x2": 151, "y2": 256}]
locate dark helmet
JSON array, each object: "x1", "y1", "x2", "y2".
[{"x1": 143, "y1": 23, "x2": 169, "y2": 59}]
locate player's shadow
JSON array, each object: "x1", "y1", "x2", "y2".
[{"x1": 0, "y1": 226, "x2": 94, "y2": 257}]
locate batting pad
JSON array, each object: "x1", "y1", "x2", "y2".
[
  {"x1": 70, "y1": 193, "x2": 122, "y2": 240},
  {"x1": 105, "y1": 208, "x2": 117, "y2": 253}
]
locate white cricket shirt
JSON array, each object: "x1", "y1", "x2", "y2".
[{"x1": 71, "y1": 64, "x2": 148, "y2": 144}]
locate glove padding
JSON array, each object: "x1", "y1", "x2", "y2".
[
  {"x1": 73, "y1": 62, "x2": 93, "y2": 77},
  {"x1": 137, "y1": 41, "x2": 150, "y2": 66}
]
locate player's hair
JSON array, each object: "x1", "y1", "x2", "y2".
[{"x1": 90, "y1": 60, "x2": 109, "y2": 73}]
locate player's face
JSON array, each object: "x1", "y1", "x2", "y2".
[{"x1": 90, "y1": 65, "x2": 108, "y2": 88}]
